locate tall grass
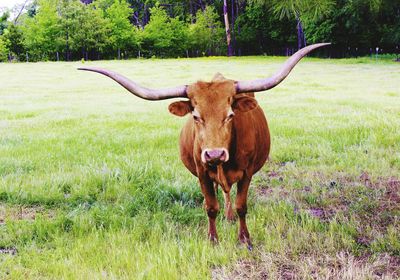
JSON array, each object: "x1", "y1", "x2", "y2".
[{"x1": 0, "y1": 57, "x2": 399, "y2": 279}]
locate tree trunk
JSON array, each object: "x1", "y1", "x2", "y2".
[
  {"x1": 133, "y1": 10, "x2": 142, "y2": 28},
  {"x1": 231, "y1": 0, "x2": 236, "y2": 56},
  {"x1": 223, "y1": 0, "x2": 233, "y2": 56},
  {"x1": 236, "y1": 0, "x2": 241, "y2": 56},
  {"x1": 65, "y1": 31, "x2": 70, "y2": 61},
  {"x1": 189, "y1": 0, "x2": 194, "y2": 23},
  {"x1": 143, "y1": 4, "x2": 149, "y2": 26},
  {"x1": 14, "y1": 0, "x2": 29, "y2": 24},
  {"x1": 296, "y1": 13, "x2": 306, "y2": 50},
  {"x1": 198, "y1": 0, "x2": 204, "y2": 11},
  {"x1": 118, "y1": 48, "x2": 121, "y2": 60}
]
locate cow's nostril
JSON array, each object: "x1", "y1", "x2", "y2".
[
  {"x1": 219, "y1": 150, "x2": 226, "y2": 161},
  {"x1": 204, "y1": 149, "x2": 227, "y2": 163}
]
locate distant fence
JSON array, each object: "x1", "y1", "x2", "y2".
[{"x1": 3, "y1": 45, "x2": 400, "y2": 62}]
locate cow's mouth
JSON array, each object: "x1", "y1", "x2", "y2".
[{"x1": 206, "y1": 159, "x2": 224, "y2": 167}]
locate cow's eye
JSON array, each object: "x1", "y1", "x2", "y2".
[
  {"x1": 225, "y1": 112, "x2": 234, "y2": 122},
  {"x1": 193, "y1": 115, "x2": 204, "y2": 123}
]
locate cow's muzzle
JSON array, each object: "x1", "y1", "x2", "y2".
[{"x1": 201, "y1": 148, "x2": 229, "y2": 165}]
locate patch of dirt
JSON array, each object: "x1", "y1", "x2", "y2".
[
  {"x1": 382, "y1": 177, "x2": 400, "y2": 204},
  {"x1": 355, "y1": 175, "x2": 400, "y2": 231},
  {"x1": 356, "y1": 235, "x2": 373, "y2": 247},
  {"x1": 0, "y1": 204, "x2": 55, "y2": 224},
  {"x1": 0, "y1": 247, "x2": 17, "y2": 256},
  {"x1": 359, "y1": 171, "x2": 372, "y2": 187},
  {"x1": 212, "y1": 252, "x2": 400, "y2": 280},
  {"x1": 255, "y1": 170, "x2": 400, "y2": 251},
  {"x1": 257, "y1": 186, "x2": 274, "y2": 197},
  {"x1": 257, "y1": 170, "x2": 399, "y2": 216},
  {"x1": 307, "y1": 207, "x2": 336, "y2": 222}
]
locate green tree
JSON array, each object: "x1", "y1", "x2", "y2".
[
  {"x1": 59, "y1": 0, "x2": 110, "y2": 60},
  {"x1": 235, "y1": 2, "x2": 296, "y2": 55},
  {"x1": 106, "y1": 0, "x2": 137, "y2": 59},
  {"x1": 378, "y1": 0, "x2": 400, "y2": 48},
  {"x1": 169, "y1": 16, "x2": 189, "y2": 56},
  {"x1": 3, "y1": 24, "x2": 25, "y2": 60},
  {"x1": 0, "y1": 11, "x2": 9, "y2": 35},
  {"x1": 141, "y1": 5, "x2": 188, "y2": 57},
  {"x1": 94, "y1": 0, "x2": 114, "y2": 10},
  {"x1": 270, "y1": 0, "x2": 335, "y2": 49},
  {"x1": 23, "y1": 0, "x2": 62, "y2": 61},
  {"x1": 188, "y1": 6, "x2": 225, "y2": 56},
  {"x1": 303, "y1": 0, "x2": 398, "y2": 56},
  {"x1": 0, "y1": 35, "x2": 9, "y2": 61}
]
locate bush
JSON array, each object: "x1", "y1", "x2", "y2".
[
  {"x1": 140, "y1": 6, "x2": 188, "y2": 58},
  {"x1": 188, "y1": 6, "x2": 225, "y2": 56},
  {"x1": 0, "y1": 35, "x2": 8, "y2": 62}
]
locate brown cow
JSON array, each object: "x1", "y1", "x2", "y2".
[{"x1": 79, "y1": 43, "x2": 330, "y2": 249}]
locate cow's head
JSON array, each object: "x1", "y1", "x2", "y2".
[
  {"x1": 78, "y1": 43, "x2": 330, "y2": 165},
  {"x1": 168, "y1": 74, "x2": 257, "y2": 164}
]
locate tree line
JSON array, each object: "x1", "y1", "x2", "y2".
[{"x1": 0, "y1": 0, "x2": 399, "y2": 62}]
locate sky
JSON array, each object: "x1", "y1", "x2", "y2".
[
  {"x1": 0, "y1": 0, "x2": 22, "y2": 9},
  {"x1": 0, "y1": 0, "x2": 30, "y2": 19}
]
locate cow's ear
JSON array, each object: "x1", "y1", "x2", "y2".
[
  {"x1": 232, "y1": 96, "x2": 258, "y2": 112},
  {"x1": 168, "y1": 101, "x2": 192, "y2": 117}
]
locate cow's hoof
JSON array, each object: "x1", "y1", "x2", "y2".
[
  {"x1": 239, "y1": 236, "x2": 252, "y2": 251},
  {"x1": 209, "y1": 234, "x2": 219, "y2": 245},
  {"x1": 237, "y1": 239, "x2": 253, "y2": 251}
]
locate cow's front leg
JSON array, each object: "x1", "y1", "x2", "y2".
[
  {"x1": 199, "y1": 176, "x2": 220, "y2": 243},
  {"x1": 236, "y1": 174, "x2": 252, "y2": 249}
]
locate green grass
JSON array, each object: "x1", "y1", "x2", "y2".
[{"x1": 0, "y1": 56, "x2": 399, "y2": 279}]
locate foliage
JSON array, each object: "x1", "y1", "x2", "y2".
[
  {"x1": 106, "y1": 0, "x2": 139, "y2": 58},
  {"x1": 0, "y1": 11, "x2": 9, "y2": 35},
  {"x1": 59, "y1": 0, "x2": 110, "y2": 60},
  {"x1": 0, "y1": 35, "x2": 8, "y2": 61},
  {"x1": 269, "y1": 0, "x2": 335, "y2": 20},
  {"x1": 2, "y1": 24, "x2": 25, "y2": 60},
  {"x1": 301, "y1": 0, "x2": 400, "y2": 56},
  {"x1": 23, "y1": 0, "x2": 62, "y2": 61},
  {"x1": 141, "y1": 5, "x2": 188, "y2": 57},
  {"x1": 188, "y1": 6, "x2": 225, "y2": 56},
  {"x1": 235, "y1": 2, "x2": 297, "y2": 55},
  {"x1": 0, "y1": 0, "x2": 399, "y2": 60},
  {"x1": 71, "y1": 2, "x2": 109, "y2": 59}
]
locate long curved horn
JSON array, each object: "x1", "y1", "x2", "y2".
[
  {"x1": 78, "y1": 67, "x2": 188, "y2": 100},
  {"x1": 236, "y1": 43, "x2": 331, "y2": 93}
]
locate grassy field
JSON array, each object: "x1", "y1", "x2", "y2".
[{"x1": 0, "y1": 56, "x2": 399, "y2": 279}]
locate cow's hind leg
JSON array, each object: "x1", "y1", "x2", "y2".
[
  {"x1": 235, "y1": 174, "x2": 252, "y2": 250},
  {"x1": 200, "y1": 177, "x2": 220, "y2": 243},
  {"x1": 223, "y1": 190, "x2": 235, "y2": 222}
]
